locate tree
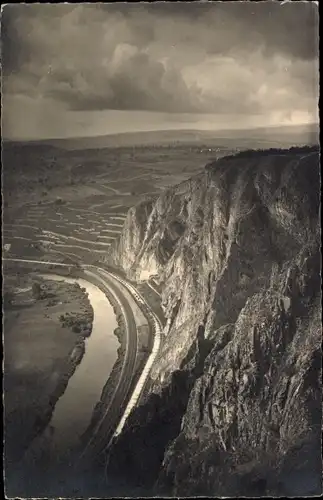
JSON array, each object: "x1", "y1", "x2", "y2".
[
  {"x1": 32, "y1": 282, "x2": 42, "y2": 300},
  {"x1": 4, "y1": 289, "x2": 14, "y2": 308},
  {"x1": 55, "y1": 197, "x2": 66, "y2": 205}
]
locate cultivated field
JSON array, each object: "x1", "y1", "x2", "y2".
[
  {"x1": 3, "y1": 144, "x2": 228, "y2": 265},
  {"x1": 3, "y1": 125, "x2": 317, "y2": 267}
]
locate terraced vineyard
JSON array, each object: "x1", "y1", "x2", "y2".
[
  {"x1": 3, "y1": 201, "x2": 129, "y2": 264},
  {"x1": 3, "y1": 143, "x2": 227, "y2": 265}
]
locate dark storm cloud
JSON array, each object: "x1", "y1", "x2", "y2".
[
  {"x1": 41, "y1": 46, "x2": 203, "y2": 113},
  {"x1": 1, "y1": 2, "x2": 319, "y2": 117},
  {"x1": 97, "y1": 1, "x2": 319, "y2": 60}
]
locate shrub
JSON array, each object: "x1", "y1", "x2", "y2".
[
  {"x1": 4, "y1": 290, "x2": 14, "y2": 308},
  {"x1": 221, "y1": 145, "x2": 319, "y2": 162},
  {"x1": 55, "y1": 197, "x2": 66, "y2": 205},
  {"x1": 32, "y1": 282, "x2": 42, "y2": 300}
]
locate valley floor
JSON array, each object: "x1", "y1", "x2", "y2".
[{"x1": 4, "y1": 272, "x2": 93, "y2": 473}]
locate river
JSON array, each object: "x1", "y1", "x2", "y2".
[{"x1": 21, "y1": 273, "x2": 119, "y2": 472}]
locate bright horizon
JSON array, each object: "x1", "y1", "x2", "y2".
[{"x1": 2, "y1": 109, "x2": 318, "y2": 142}]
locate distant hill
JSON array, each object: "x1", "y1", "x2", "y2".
[
  {"x1": 225, "y1": 123, "x2": 319, "y2": 145},
  {"x1": 4, "y1": 123, "x2": 319, "y2": 151}
]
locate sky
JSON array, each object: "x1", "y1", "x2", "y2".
[{"x1": 1, "y1": 2, "x2": 319, "y2": 140}]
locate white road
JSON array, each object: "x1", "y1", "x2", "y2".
[{"x1": 3, "y1": 256, "x2": 163, "y2": 451}]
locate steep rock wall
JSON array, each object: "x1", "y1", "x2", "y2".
[{"x1": 106, "y1": 147, "x2": 321, "y2": 497}]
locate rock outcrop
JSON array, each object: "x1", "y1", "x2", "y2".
[{"x1": 107, "y1": 146, "x2": 321, "y2": 497}]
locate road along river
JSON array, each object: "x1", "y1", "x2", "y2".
[
  {"x1": 20, "y1": 274, "x2": 119, "y2": 472},
  {"x1": 4, "y1": 258, "x2": 165, "y2": 496}
]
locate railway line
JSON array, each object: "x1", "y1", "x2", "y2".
[
  {"x1": 98, "y1": 269, "x2": 163, "y2": 437},
  {"x1": 3, "y1": 257, "x2": 164, "y2": 465}
]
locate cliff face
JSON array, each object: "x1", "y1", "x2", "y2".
[{"x1": 107, "y1": 147, "x2": 321, "y2": 497}]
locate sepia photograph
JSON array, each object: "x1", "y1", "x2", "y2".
[{"x1": 1, "y1": 1, "x2": 321, "y2": 498}]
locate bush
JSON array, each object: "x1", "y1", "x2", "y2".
[
  {"x1": 4, "y1": 290, "x2": 14, "y2": 308},
  {"x1": 32, "y1": 282, "x2": 42, "y2": 300},
  {"x1": 221, "y1": 145, "x2": 319, "y2": 162},
  {"x1": 55, "y1": 197, "x2": 66, "y2": 205}
]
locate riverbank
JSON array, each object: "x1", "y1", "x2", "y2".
[
  {"x1": 4, "y1": 274, "x2": 93, "y2": 469},
  {"x1": 79, "y1": 278, "x2": 153, "y2": 450},
  {"x1": 79, "y1": 283, "x2": 127, "y2": 445}
]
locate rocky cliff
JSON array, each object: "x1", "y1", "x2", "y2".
[{"x1": 106, "y1": 146, "x2": 321, "y2": 497}]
